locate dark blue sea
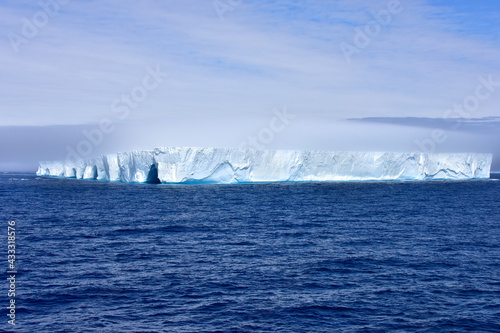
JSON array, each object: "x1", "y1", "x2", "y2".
[{"x1": 1, "y1": 173, "x2": 500, "y2": 332}]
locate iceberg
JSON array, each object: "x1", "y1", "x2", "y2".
[{"x1": 36, "y1": 147, "x2": 493, "y2": 184}]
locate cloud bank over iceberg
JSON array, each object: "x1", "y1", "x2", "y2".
[{"x1": 2, "y1": 2, "x2": 500, "y2": 172}]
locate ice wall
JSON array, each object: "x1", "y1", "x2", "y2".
[{"x1": 36, "y1": 147, "x2": 493, "y2": 184}]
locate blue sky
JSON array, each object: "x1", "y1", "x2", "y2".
[{"x1": 1, "y1": 0, "x2": 499, "y2": 171}]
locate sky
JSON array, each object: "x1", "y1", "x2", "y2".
[{"x1": 1, "y1": 0, "x2": 499, "y2": 171}]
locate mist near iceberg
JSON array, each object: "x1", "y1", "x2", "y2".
[{"x1": 36, "y1": 147, "x2": 492, "y2": 184}]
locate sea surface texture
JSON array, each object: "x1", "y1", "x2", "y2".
[{"x1": 1, "y1": 174, "x2": 500, "y2": 332}]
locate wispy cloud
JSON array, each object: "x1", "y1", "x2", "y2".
[
  {"x1": 1, "y1": 0, "x2": 499, "y2": 170},
  {"x1": 347, "y1": 116, "x2": 500, "y2": 133}
]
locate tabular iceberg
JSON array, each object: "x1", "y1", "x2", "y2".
[{"x1": 36, "y1": 147, "x2": 492, "y2": 184}]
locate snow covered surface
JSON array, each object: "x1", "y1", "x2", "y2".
[{"x1": 36, "y1": 147, "x2": 493, "y2": 184}]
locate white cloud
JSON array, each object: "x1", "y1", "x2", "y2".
[{"x1": 0, "y1": 0, "x2": 499, "y2": 169}]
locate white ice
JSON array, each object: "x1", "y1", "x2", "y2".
[{"x1": 36, "y1": 147, "x2": 493, "y2": 184}]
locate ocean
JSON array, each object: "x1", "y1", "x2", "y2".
[{"x1": 1, "y1": 173, "x2": 500, "y2": 332}]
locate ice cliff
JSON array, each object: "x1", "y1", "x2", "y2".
[{"x1": 36, "y1": 148, "x2": 493, "y2": 184}]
